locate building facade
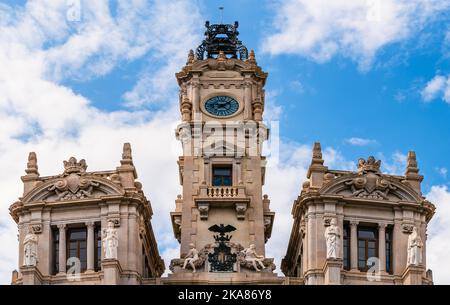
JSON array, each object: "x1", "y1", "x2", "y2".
[
  {"x1": 8, "y1": 21, "x2": 437, "y2": 285},
  {"x1": 9, "y1": 144, "x2": 164, "y2": 285},
  {"x1": 281, "y1": 143, "x2": 436, "y2": 285}
]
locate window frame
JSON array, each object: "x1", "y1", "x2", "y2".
[
  {"x1": 66, "y1": 227, "x2": 88, "y2": 273},
  {"x1": 212, "y1": 164, "x2": 233, "y2": 186},
  {"x1": 357, "y1": 226, "x2": 379, "y2": 272}
]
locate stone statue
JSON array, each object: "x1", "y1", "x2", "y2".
[
  {"x1": 324, "y1": 218, "x2": 341, "y2": 259},
  {"x1": 183, "y1": 243, "x2": 200, "y2": 272},
  {"x1": 102, "y1": 221, "x2": 118, "y2": 259},
  {"x1": 407, "y1": 226, "x2": 423, "y2": 266},
  {"x1": 23, "y1": 230, "x2": 38, "y2": 266},
  {"x1": 241, "y1": 244, "x2": 266, "y2": 271}
]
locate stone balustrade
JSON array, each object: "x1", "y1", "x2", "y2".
[{"x1": 207, "y1": 186, "x2": 239, "y2": 198}]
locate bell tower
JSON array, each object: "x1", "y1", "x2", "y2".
[{"x1": 168, "y1": 21, "x2": 278, "y2": 282}]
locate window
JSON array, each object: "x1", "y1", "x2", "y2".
[
  {"x1": 386, "y1": 227, "x2": 393, "y2": 274},
  {"x1": 67, "y1": 228, "x2": 87, "y2": 272},
  {"x1": 358, "y1": 227, "x2": 378, "y2": 272},
  {"x1": 94, "y1": 225, "x2": 102, "y2": 271},
  {"x1": 212, "y1": 165, "x2": 232, "y2": 186},
  {"x1": 52, "y1": 229, "x2": 59, "y2": 275},
  {"x1": 343, "y1": 223, "x2": 350, "y2": 270}
]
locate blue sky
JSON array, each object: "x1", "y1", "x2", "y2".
[
  {"x1": 60, "y1": 0, "x2": 450, "y2": 191},
  {"x1": 1, "y1": 0, "x2": 450, "y2": 284}
]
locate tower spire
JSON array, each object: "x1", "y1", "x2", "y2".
[{"x1": 219, "y1": 6, "x2": 224, "y2": 24}]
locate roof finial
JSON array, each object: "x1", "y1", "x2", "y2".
[
  {"x1": 405, "y1": 151, "x2": 419, "y2": 175},
  {"x1": 404, "y1": 150, "x2": 423, "y2": 195},
  {"x1": 186, "y1": 49, "x2": 195, "y2": 65},
  {"x1": 247, "y1": 49, "x2": 257, "y2": 65},
  {"x1": 122, "y1": 143, "x2": 133, "y2": 162},
  {"x1": 307, "y1": 142, "x2": 327, "y2": 187},
  {"x1": 25, "y1": 152, "x2": 39, "y2": 175},
  {"x1": 219, "y1": 7, "x2": 224, "y2": 24},
  {"x1": 312, "y1": 142, "x2": 323, "y2": 163}
]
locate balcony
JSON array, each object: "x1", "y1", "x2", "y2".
[
  {"x1": 195, "y1": 184, "x2": 250, "y2": 220},
  {"x1": 206, "y1": 186, "x2": 240, "y2": 198}
]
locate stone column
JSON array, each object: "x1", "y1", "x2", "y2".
[
  {"x1": 244, "y1": 81, "x2": 252, "y2": 120},
  {"x1": 86, "y1": 222, "x2": 95, "y2": 272},
  {"x1": 378, "y1": 223, "x2": 386, "y2": 274},
  {"x1": 350, "y1": 221, "x2": 358, "y2": 271},
  {"x1": 192, "y1": 83, "x2": 200, "y2": 120},
  {"x1": 57, "y1": 224, "x2": 66, "y2": 274}
]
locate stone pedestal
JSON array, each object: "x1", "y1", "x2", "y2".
[
  {"x1": 20, "y1": 266, "x2": 43, "y2": 285},
  {"x1": 323, "y1": 258, "x2": 343, "y2": 285},
  {"x1": 402, "y1": 265, "x2": 425, "y2": 285},
  {"x1": 102, "y1": 259, "x2": 122, "y2": 285}
]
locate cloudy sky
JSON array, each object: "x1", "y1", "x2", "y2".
[{"x1": 1, "y1": 0, "x2": 450, "y2": 284}]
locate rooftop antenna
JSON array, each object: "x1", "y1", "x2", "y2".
[{"x1": 219, "y1": 6, "x2": 224, "y2": 24}]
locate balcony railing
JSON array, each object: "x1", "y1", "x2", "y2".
[{"x1": 207, "y1": 186, "x2": 239, "y2": 198}]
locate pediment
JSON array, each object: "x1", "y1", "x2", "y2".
[
  {"x1": 22, "y1": 174, "x2": 124, "y2": 204},
  {"x1": 320, "y1": 173, "x2": 422, "y2": 203}
]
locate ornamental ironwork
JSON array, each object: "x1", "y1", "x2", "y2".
[
  {"x1": 196, "y1": 21, "x2": 248, "y2": 60},
  {"x1": 207, "y1": 224, "x2": 237, "y2": 272}
]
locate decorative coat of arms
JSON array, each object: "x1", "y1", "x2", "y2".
[
  {"x1": 345, "y1": 156, "x2": 396, "y2": 200},
  {"x1": 47, "y1": 157, "x2": 99, "y2": 201},
  {"x1": 207, "y1": 224, "x2": 237, "y2": 272}
]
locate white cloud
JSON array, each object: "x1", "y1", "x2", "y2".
[
  {"x1": 345, "y1": 137, "x2": 377, "y2": 146},
  {"x1": 377, "y1": 151, "x2": 407, "y2": 175},
  {"x1": 426, "y1": 185, "x2": 450, "y2": 284},
  {"x1": 437, "y1": 167, "x2": 448, "y2": 178},
  {"x1": 421, "y1": 74, "x2": 450, "y2": 104},
  {"x1": 262, "y1": 0, "x2": 450, "y2": 70}
]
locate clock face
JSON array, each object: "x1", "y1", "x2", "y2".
[{"x1": 204, "y1": 96, "x2": 239, "y2": 117}]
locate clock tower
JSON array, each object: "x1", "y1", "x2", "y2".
[{"x1": 167, "y1": 21, "x2": 280, "y2": 283}]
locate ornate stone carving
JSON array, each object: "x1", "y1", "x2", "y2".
[
  {"x1": 239, "y1": 244, "x2": 266, "y2": 271},
  {"x1": 63, "y1": 157, "x2": 87, "y2": 174},
  {"x1": 102, "y1": 221, "x2": 118, "y2": 259},
  {"x1": 47, "y1": 157, "x2": 99, "y2": 201},
  {"x1": 198, "y1": 203, "x2": 209, "y2": 220},
  {"x1": 402, "y1": 223, "x2": 414, "y2": 233},
  {"x1": 324, "y1": 218, "x2": 340, "y2": 259},
  {"x1": 235, "y1": 243, "x2": 276, "y2": 272},
  {"x1": 407, "y1": 226, "x2": 423, "y2": 266},
  {"x1": 208, "y1": 224, "x2": 237, "y2": 272},
  {"x1": 182, "y1": 243, "x2": 200, "y2": 272},
  {"x1": 235, "y1": 203, "x2": 247, "y2": 220},
  {"x1": 345, "y1": 156, "x2": 396, "y2": 200},
  {"x1": 323, "y1": 217, "x2": 332, "y2": 227},
  {"x1": 208, "y1": 51, "x2": 236, "y2": 71},
  {"x1": 107, "y1": 217, "x2": 121, "y2": 227},
  {"x1": 110, "y1": 173, "x2": 121, "y2": 185},
  {"x1": 23, "y1": 230, "x2": 38, "y2": 266},
  {"x1": 30, "y1": 224, "x2": 42, "y2": 234},
  {"x1": 169, "y1": 244, "x2": 212, "y2": 273}
]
